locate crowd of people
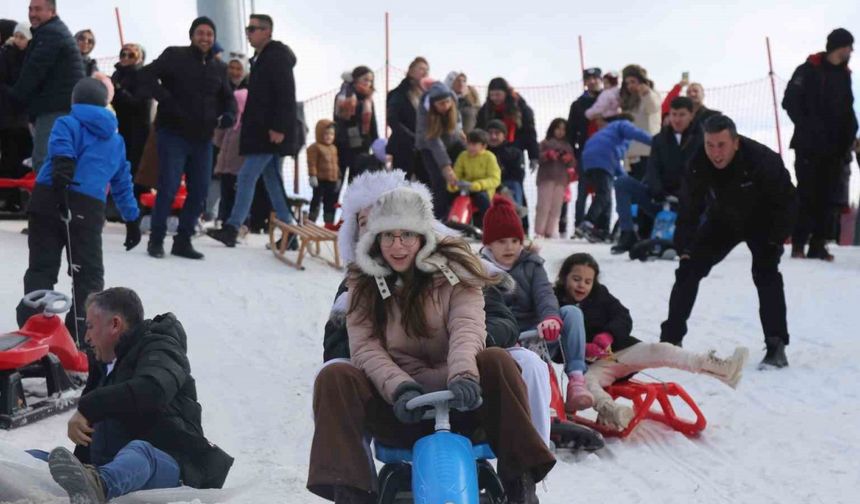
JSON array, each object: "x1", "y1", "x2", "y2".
[{"x1": 1, "y1": 1, "x2": 858, "y2": 502}]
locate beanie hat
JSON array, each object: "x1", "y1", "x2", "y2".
[
  {"x1": 371, "y1": 138, "x2": 387, "y2": 163},
  {"x1": 71, "y1": 77, "x2": 109, "y2": 107},
  {"x1": 488, "y1": 77, "x2": 510, "y2": 93},
  {"x1": 426, "y1": 81, "x2": 454, "y2": 105},
  {"x1": 13, "y1": 22, "x2": 32, "y2": 41},
  {"x1": 486, "y1": 119, "x2": 508, "y2": 136},
  {"x1": 482, "y1": 194, "x2": 525, "y2": 245},
  {"x1": 189, "y1": 16, "x2": 217, "y2": 39},
  {"x1": 826, "y1": 28, "x2": 854, "y2": 53},
  {"x1": 354, "y1": 187, "x2": 439, "y2": 278}
]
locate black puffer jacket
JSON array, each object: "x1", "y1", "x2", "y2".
[
  {"x1": 111, "y1": 63, "x2": 152, "y2": 170},
  {"x1": 76, "y1": 313, "x2": 233, "y2": 489},
  {"x1": 0, "y1": 43, "x2": 29, "y2": 129},
  {"x1": 489, "y1": 142, "x2": 526, "y2": 183},
  {"x1": 386, "y1": 78, "x2": 419, "y2": 162},
  {"x1": 643, "y1": 125, "x2": 701, "y2": 200},
  {"x1": 556, "y1": 283, "x2": 640, "y2": 352},
  {"x1": 139, "y1": 45, "x2": 236, "y2": 141},
  {"x1": 675, "y1": 136, "x2": 798, "y2": 254},
  {"x1": 239, "y1": 40, "x2": 297, "y2": 156},
  {"x1": 566, "y1": 90, "x2": 599, "y2": 158},
  {"x1": 8, "y1": 16, "x2": 83, "y2": 116},
  {"x1": 783, "y1": 52, "x2": 858, "y2": 157}
]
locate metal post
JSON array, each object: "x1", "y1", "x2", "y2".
[
  {"x1": 766, "y1": 37, "x2": 784, "y2": 156},
  {"x1": 385, "y1": 12, "x2": 390, "y2": 137},
  {"x1": 578, "y1": 35, "x2": 586, "y2": 88},
  {"x1": 115, "y1": 7, "x2": 125, "y2": 46}
]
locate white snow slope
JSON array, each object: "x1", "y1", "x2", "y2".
[{"x1": 1, "y1": 220, "x2": 859, "y2": 504}]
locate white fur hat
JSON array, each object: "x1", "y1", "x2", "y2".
[
  {"x1": 338, "y1": 169, "x2": 457, "y2": 266},
  {"x1": 354, "y1": 187, "x2": 440, "y2": 277}
]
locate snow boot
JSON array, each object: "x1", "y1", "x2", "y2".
[
  {"x1": 759, "y1": 337, "x2": 789, "y2": 370},
  {"x1": 790, "y1": 242, "x2": 805, "y2": 259},
  {"x1": 806, "y1": 239, "x2": 834, "y2": 262},
  {"x1": 171, "y1": 234, "x2": 205, "y2": 259},
  {"x1": 501, "y1": 472, "x2": 539, "y2": 504},
  {"x1": 206, "y1": 224, "x2": 238, "y2": 247},
  {"x1": 332, "y1": 485, "x2": 373, "y2": 504},
  {"x1": 565, "y1": 373, "x2": 594, "y2": 412},
  {"x1": 595, "y1": 401, "x2": 635, "y2": 431},
  {"x1": 48, "y1": 447, "x2": 107, "y2": 504},
  {"x1": 147, "y1": 237, "x2": 165, "y2": 258},
  {"x1": 611, "y1": 230, "x2": 638, "y2": 255},
  {"x1": 699, "y1": 347, "x2": 750, "y2": 388}
]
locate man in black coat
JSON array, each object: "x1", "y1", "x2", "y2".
[
  {"x1": 659, "y1": 115, "x2": 797, "y2": 369},
  {"x1": 566, "y1": 68, "x2": 603, "y2": 234},
  {"x1": 611, "y1": 97, "x2": 700, "y2": 254},
  {"x1": 139, "y1": 16, "x2": 236, "y2": 260},
  {"x1": 782, "y1": 28, "x2": 858, "y2": 261},
  {"x1": 46, "y1": 287, "x2": 232, "y2": 503},
  {"x1": 7, "y1": 0, "x2": 83, "y2": 173},
  {"x1": 207, "y1": 14, "x2": 299, "y2": 248}
]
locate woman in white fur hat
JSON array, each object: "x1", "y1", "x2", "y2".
[{"x1": 308, "y1": 182, "x2": 555, "y2": 504}]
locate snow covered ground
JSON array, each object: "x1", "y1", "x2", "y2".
[{"x1": 1, "y1": 219, "x2": 859, "y2": 504}]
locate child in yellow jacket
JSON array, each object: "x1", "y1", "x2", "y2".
[{"x1": 449, "y1": 129, "x2": 501, "y2": 227}]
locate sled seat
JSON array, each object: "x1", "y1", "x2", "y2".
[
  {"x1": 573, "y1": 379, "x2": 706, "y2": 438},
  {"x1": 374, "y1": 441, "x2": 495, "y2": 464},
  {"x1": 268, "y1": 212, "x2": 341, "y2": 271},
  {"x1": 0, "y1": 333, "x2": 49, "y2": 371}
]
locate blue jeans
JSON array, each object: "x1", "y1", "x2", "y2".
[
  {"x1": 614, "y1": 175, "x2": 659, "y2": 232},
  {"x1": 503, "y1": 180, "x2": 525, "y2": 206},
  {"x1": 546, "y1": 305, "x2": 588, "y2": 374},
  {"x1": 152, "y1": 129, "x2": 213, "y2": 240},
  {"x1": 227, "y1": 153, "x2": 294, "y2": 228},
  {"x1": 99, "y1": 440, "x2": 180, "y2": 500}
]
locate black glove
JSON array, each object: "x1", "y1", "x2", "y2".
[
  {"x1": 124, "y1": 220, "x2": 141, "y2": 251},
  {"x1": 392, "y1": 382, "x2": 425, "y2": 424},
  {"x1": 218, "y1": 113, "x2": 235, "y2": 129},
  {"x1": 449, "y1": 378, "x2": 482, "y2": 411},
  {"x1": 52, "y1": 156, "x2": 76, "y2": 189}
]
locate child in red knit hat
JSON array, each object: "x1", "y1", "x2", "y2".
[{"x1": 481, "y1": 195, "x2": 593, "y2": 412}]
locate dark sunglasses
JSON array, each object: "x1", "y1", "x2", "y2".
[
  {"x1": 245, "y1": 25, "x2": 265, "y2": 33},
  {"x1": 120, "y1": 51, "x2": 135, "y2": 58}
]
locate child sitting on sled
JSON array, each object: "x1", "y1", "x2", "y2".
[{"x1": 448, "y1": 128, "x2": 501, "y2": 228}]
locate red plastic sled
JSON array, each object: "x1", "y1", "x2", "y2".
[
  {"x1": 0, "y1": 172, "x2": 36, "y2": 192},
  {"x1": 139, "y1": 177, "x2": 187, "y2": 211},
  {"x1": 572, "y1": 380, "x2": 707, "y2": 438}
]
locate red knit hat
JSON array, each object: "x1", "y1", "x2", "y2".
[{"x1": 482, "y1": 194, "x2": 525, "y2": 245}]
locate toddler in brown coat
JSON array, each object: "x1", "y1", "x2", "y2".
[{"x1": 307, "y1": 119, "x2": 340, "y2": 226}]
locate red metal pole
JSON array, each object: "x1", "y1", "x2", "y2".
[
  {"x1": 578, "y1": 35, "x2": 586, "y2": 88},
  {"x1": 115, "y1": 7, "x2": 125, "y2": 47},
  {"x1": 385, "y1": 12, "x2": 390, "y2": 137},
  {"x1": 766, "y1": 37, "x2": 784, "y2": 156}
]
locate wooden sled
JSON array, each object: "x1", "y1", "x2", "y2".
[{"x1": 268, "y1": 211, "x2": 341, "y2": 271}]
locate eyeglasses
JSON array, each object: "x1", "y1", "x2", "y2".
[
  {"x1": 245, "y1": 25, "x2": 265, "y2": 34},
  {"x1": 120, "y1": 51, "x2": 135, "y2": 59},
  {"x1": 378, "y1": 231, "x2": 419, "y2": 248}
]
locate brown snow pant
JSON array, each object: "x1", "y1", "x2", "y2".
[{"x1": 307, "y1": 347, "x2": 556, "y2": 500}]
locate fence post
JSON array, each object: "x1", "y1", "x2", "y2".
[
  {"x1": 114, "y1": 7, "x2": 125, "y2": 47},
  {"x1": 578, "y1": 35, "x2": 586, "y2": 88},
  {"x1": 766, "y1": 36, "x2": 784, "y2": 157},
  {"x1": 385, "y1": 12, "x2": 390, "y2": 137}
]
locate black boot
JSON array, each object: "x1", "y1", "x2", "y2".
[
  {"x1": 206, "y1": 224, "x2": 239, "y2": 247},
  {"x1": 611, "y1": 230, "x2": 638, "y2": 255},
  {"x1": 501, "y1": 473, "x2": 539, "y2": 504},
  {"x1": 806, "y1": 239, "x2": 834, "y2": 262},
  {"x1": 332, "y1": 485, "x2": 373, "y2": 504},
  {"x1": 759, "y1": 337, "x2": 788, "y2": 370},
  {"x1": 790, "y1": 242, "x2": 805, "y2": 259},
  {"x1": 147, "y1": 237, "x2": 165, "y2": 258},
  {"x1": 171, "y1": 234, "x2": 205, "y2": 259}
]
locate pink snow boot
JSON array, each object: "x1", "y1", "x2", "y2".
[{"x1": 565, "y1": 373, "x2": 594, "y2": 412}]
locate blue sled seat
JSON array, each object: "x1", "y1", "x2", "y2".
[{"x1": 374, "y1": 442, "x2": 496, "y2": 464}]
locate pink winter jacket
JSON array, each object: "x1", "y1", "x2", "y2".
[{"x1": 347, "y1": 275, "x2": 487, "y2": 404}]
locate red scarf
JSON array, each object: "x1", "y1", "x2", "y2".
[{"x1": 494, "y1": 103, "x2": 517, "y2": 143}]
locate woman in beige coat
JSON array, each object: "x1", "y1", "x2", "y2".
[{"x1": 307, "y1": 186, "x2": 555, "y2": 504}]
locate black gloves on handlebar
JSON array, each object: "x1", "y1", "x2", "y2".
[
  {"x1": 449, "y1": 378, "x2": 482, "y2": 411},
  {"x1": 392, "y1": 382, "x2": 426, "y2": 424}
]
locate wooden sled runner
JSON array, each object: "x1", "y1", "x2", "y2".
[{"x1": 268, "y1": 210, "x2": 342, "y2": 271}]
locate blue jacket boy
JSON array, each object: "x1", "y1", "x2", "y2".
[{"x1": 581, "y1": 119, "x2": 652, "y2": 177}]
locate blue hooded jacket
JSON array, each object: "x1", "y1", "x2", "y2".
[
  {"x1": 581, "y1": 120, "x2": 653, "y2": 177},
  {"x1": 36, "y1": 104, "x2": 139, "y2": 222}
]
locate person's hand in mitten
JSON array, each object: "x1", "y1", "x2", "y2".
[
  {"x1": 449, "y1": 378, "x2": 482, "y2": 410},
  {"x1": 585, "y1": 332, "x2": 613, "y2": 361},
  {"x1": 537, "y1": 317, "x2": 562, "y2": 342},
  {"x1": 392, "y1": 382, "x2": 426, "y2": 424}
]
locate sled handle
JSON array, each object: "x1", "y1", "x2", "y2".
[
  {"x1": 518, "y1": 330, "x2": 539, "y2": 342},
  {"x1": 22, "y1": 290, "x2": 73, "y2": 315},
  {"x1": 407, "y1": 390, "x2": 483, "y2": 431}
]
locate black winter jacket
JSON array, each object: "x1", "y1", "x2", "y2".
[
  {"x1": 643, "y1": 126, "x2": 700, "y2": 200},
  {"x1": 557, "y1": 284, "x2": 640, "y2": 352},
  {"x1": 675, "y1": 136, "x2": 797, "y2": 254},
  {"x1": 76, "y1": 314, "x2": 233, "y2": 489},
  {"x1": 139, "y1": 45, "x2": 236, "y2": 141},
  {"x1": 476, "y1": 96, "x2": 540, "y2": 161},
  {"x1": 566, "y1": 91, "x2": 599, "y2": 158},
  {"x1": 0, "y1": 44, "x2": 29, "y2": 129},
  {"x1": 322, "y1": 282, "x2": 519, "y2": 362},
  {"x1": 111, "y1": 64, "x2": 152, "y2": 170},
  {"x1": 386, "y1": 78, "x2": 419, "y2": 160},
  {"x1": 239, "y1": 40, "x2": 298, "y2": 157},
  {"x1": 783, "y1": 53, "x2": 858, "y2": 157},
  {"x1": 489, "y1": 142, "x2": 526, "y2": 183},
  {"x1": 9, "y1": 16, "x2": 83, "y2": 117}
]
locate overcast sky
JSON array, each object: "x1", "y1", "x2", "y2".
[{"x1": 3, "y1": 0, "x2": 858, "y2": 103}]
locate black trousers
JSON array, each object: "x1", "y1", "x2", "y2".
[
  {"x1": 793, "y1": 153, "x2": 842, "y2": 246},
  {"x1": 583, "y1": 170, "x2": 614, "y2": 226},
  {"x1": 420, "y1": 150, "x2": 452, "y2": 220},
  {"x1": 309, "y1": 180, "x2": 339, "y2": 223},
  {"x1": 660, "y1": 220, "x2": 789, "y2": 346},
  {"x1": 217, "y1": 173, "x2": 237, "y2": 223},
  {"x1": 16, "y1": 212, "x2": 104, "y2": 346}
]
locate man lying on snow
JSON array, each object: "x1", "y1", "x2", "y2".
[{"x1": 41, "y1": 287, "x2": 233, "y2": 503}]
